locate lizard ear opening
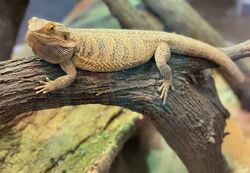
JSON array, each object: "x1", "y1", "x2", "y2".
[
  {"x1": 62, "y1": 32, "x2": 70, "y2": 40},
  {"x1": 61, "y1": 32, "x2": 77, "y2": 48},
  {"x1": 63, "y1": 34, "x2": 68, "y2": 40}
]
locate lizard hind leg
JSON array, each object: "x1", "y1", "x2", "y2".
[{"x1": 155, "y1": 42, "x2": 173, "y2": 105}]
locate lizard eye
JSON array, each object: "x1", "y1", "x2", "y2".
[{"x1": 48, "y1": 24, "x2": 55, "y2": 32}]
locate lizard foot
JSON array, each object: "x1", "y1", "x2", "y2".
[
  {"x1": 34, "y1": 77, "x2": 55, "y2": 94},
  {"x1": 159, "y1": 80, "x2": 172, "y2": 105}
]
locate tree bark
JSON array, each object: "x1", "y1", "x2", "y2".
[
  {"x1": 102, "y1": 0, "x2": 155, "y2": 30},
  {"x1": 141, "y1": 0, "x2": 250, "y2": 112},
  {"x1": 1, "y1": 0, "x2": 249, "y2": 172},
  {"x1": 142, "y1": 0, "x2": 225, "y2": 46},
  {"x1": 90, "y1": 0, "x2": 249, "y2": 171},
  {"x1": 0, "y1": 0, "x2": 29, "y2": 60},
  {"x1": 1, "y1": 38, "x2": 250, "y2": 172}
]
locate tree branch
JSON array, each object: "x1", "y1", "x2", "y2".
[
  {"x1": 0, "y1": 0, "x2": 28, "y2": 60},
  {"x1": 140, "y1": 0, "x2": 250, "y2": 111},
  {"x1": 1, "y1": 40, "x2": 249, "y2": 172},
  {"x1": 102, "y1": 0, "x2": 154, "y2": 30},
  {"x1": 0, "y1": 0, "x2": 248, "y2": 172},
  {"x1": 221, "y1": 40, "x2": 250, "y2": 61},
  {"x1": 142, "y1": 0, "x2": 225, "y2": 46}
]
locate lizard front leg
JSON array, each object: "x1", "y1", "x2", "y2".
[
  {"x1": 155, "y1": 42, "x2": 173, "y2": 105},
  {"x1": 35, "y1": 60, "x2": 77, "y2": 94}
]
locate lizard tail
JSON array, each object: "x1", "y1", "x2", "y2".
[{"x1": 168, "y1": 35, "x2": 245, "y2": 83}]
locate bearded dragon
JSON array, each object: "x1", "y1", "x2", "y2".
[{"x1": 26, "y1": 17, "x2": 245, "y2": 104}]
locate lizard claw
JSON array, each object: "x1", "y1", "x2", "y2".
[
  {"x1": 170, "y1": 83, "x2": 175, "y2": 90},
  {"x1": 159, "y1": 80, "x2": 171, "y2": 105},
  {"x1": 34, "y1": 77, "x2": 54, "y2": 94}
]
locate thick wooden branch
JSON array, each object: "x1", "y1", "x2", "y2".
[
  {"x1": 0, "y1": 0, "x2": 28, "y2": 60},
  {"x1": 103, "y1": 0, "x2": 225, "y2": 46},
  {"x1": 102, "y1": 0, "x2": 154, "y2": 30},
  {"x1": 221, "y1": 40, "x2": 250, "y2": 61},
  {"x1": 0, "y1": 0, "x2": 249, "y2": 172},
  {"x1": 1, "y1": 41, "x2": 249, "y2": 172},
  {"x1": 140, "y1": 0, "x2": 250, "y2": 111},
  {"x1": 142, "y1": 0, "x2": 225, "y2": 46}
]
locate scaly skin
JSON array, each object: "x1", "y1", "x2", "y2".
[{"x1": 26, "y1": 17, "x2": 245, "y2": 104}]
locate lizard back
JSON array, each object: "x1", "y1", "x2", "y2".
[
  {"x1": 70, "y1": 29, "x2": 166, "y2": 72},
  {"x1": 66, "y1": 28, "x2": 244, "y2": 83}
]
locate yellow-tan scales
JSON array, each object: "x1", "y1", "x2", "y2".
[{"x1": 26, "y1": 17, "x2": 245, "y2": 104}]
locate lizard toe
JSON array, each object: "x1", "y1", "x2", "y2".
[
  {"x1": 34, "y1": 78, "x2": 54, "y2": 94},
  {"x1": 159, "y1": 80, "x2": 171, "y2": 105}
]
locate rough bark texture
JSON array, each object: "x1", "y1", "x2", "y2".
[
  {"x1": 142, "y1": 0, "x2": 225, "y2": 46},
  {"x1": 0, "y1": 51, "x2": 239, "y2": 173},
  {"x1": 1, "y1": 0, "x2": 249, "y2": 172},
  {"x1": 141, "y1": 0, "x2": 250, "y2": 112},
  {"x1": 92, "y1": 0, "x2": 248, "y2": 171},
  {"x1": 102, "y1": 0, "x2": 154, "y2": 30},
  {"x1": 221, "y1": 40, "x2": 250, "y2": 61},
  {"x1": 0, "y1": 0, "x2": 29, "y2": 60}
]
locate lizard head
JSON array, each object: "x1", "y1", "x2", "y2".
[{"x1": 26, "y1": 17, "x2": 77, "y2": 64}]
